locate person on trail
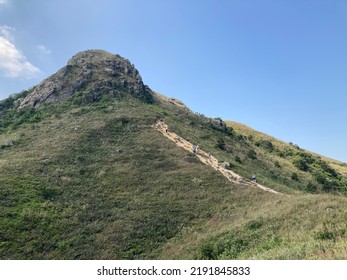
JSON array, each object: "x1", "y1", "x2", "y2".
[
  {"x1": 192, "y1": 146, "x2": 196, "y2": 153},
  {"x1": 196, "y1": 146, "x2": 199, "y2": 154},
  {"x1": 252, "y1": 174, "x2": 256, "y2": 183}
]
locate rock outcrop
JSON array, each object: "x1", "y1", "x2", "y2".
[{"x1": 19, "y1": 50, "x2": 153, "y2": 109}]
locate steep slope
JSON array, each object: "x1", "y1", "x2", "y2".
[
  {"x1": 154, "y1": 120, "x2": 281, "y2": 195},
  {"x1": 1, "y1": 50, "x2": 347, "y2": 259}
]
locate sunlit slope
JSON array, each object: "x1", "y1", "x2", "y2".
[
  {"x1": 226, "y1": 120, "x2": 347, "y2": 175},
  {"x1": 224, "y1": 120, "x2": 347, "y2": 194},
  {"x1": 1, "y1": 50, "x2": 347, "y2": 260}
]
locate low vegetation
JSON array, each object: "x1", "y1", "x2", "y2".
[{"x1": 1, "y1": 52, "x2": 347, "y2": 259}]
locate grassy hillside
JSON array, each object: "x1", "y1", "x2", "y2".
[
  {"x1": 227, "y1": 120, "x2": 347, "y2": 175},
  {"x1": 0, "y1": 92, "x2": 346, "y2": 259},
  {"x1": 223, "y1": 120, "x2": 347, "y2": 194},
  {"x1": 0, "y1": 95, "x2": 242, "y2": 259},
  {"x1": 1, "y1": 51, "x2": 347, "y2": 259}
]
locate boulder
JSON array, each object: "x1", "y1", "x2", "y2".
[{"x1": 221, "y1": 161, "x2": 231, "y2": 170}]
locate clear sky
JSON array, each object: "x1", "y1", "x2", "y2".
[{"x1": 0, "y1": 0, "x2": 346, "y2": 162}]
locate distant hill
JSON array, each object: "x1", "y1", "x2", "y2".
[{"x1": 1, "y1": 50, "x2": 347, "y2": 259}]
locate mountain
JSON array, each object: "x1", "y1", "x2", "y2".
[
  {"x1": 18, "y1": 50, "x2": 153, "y2": 109},
  {"x1": 1, "y1": 50, "x2": 347, "y2": 259}
]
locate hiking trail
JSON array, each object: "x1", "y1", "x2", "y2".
[{"x1": 154, "y1": 120, "x2": 282, "y2": 195}]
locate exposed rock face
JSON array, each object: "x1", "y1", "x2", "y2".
[
  {"x1": 212, "y1": 118, "x2": 227, "y2": 130},
  {"x1": 221, "y1": 161, "x2": 231, "y2": 170},
  {"x1": 19, "y1": 50, "x2": 153, "y2": 109},
  {"x1": 13, "y1": 98, "x2": 23, "y2": 108}
]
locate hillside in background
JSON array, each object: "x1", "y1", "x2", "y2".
[{"x1": 1, "y1": 50, "x2": 347, "y2": 259}]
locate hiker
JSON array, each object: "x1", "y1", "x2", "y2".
[
  {"x1": 252, "y1": 174, "x2": 256, "y2": 183},
  {"x1": 192, "y1": 146, "x2": 196, "y2": 153},
  {"x1": 196, "y1": 146, "x2": 199, "y2": 154}
]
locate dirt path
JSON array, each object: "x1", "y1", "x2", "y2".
[{"x1": 154, "y1": 120, "x2": 282, "y2": 195}]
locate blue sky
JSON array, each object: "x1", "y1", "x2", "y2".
[{"x1": 0, "y1": 0, "x2": 346, "y2": 162}]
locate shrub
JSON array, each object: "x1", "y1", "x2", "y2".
[
  {"x1": 283, "y1": 148, "x2": 294, "y2": 157},
  {"x1": 235, "y1": 155, "x2": 242, "y2": 164},
  {"x1": 40, "y1": 187, "x2": 60, "y2": 200},
  {"x1": 247, "y1": 149, "x2": 257, "y2": 160},
  {"x1": 199, "y1": 236, "x2": 248, "y2": 260},
  {"x1": 246, "y1": 219, "x2": 263, "y2": 230},
  {"x1": 293, "y1": 156, "x2": 309, "y2": 172},
  {"x1": 314, "y1": 171, "x2": 326, "y2": 184},
  {"x1": 216, "y1": 138, "x2": 226, "y2": 150},
  {"x1": 315, "y1": 230, "x2": 335, "y2": 240},
  {"x1": 237, "y1": 134, "x2": 246, "y2": 142},
  {"x1": 291, "y1": 172, "x2": 299, "y2": 181},
  {"x1": 314, "y1": 224, "x2": 336, "y2": 241},
  {"x1": 323, "y1": 179, "x2": 335, "y2": 193},
  {"x1": 305, "y1": 182, "x2": 317, "y2": 193},
  {"x1": 297, "y1": 152, "x2": 314, "y2": 164},
  {"x1": 255, "y1": 140, "x2": 274, "y2": 152},
  {"x1": 316, "y1": 160, "x2": 338, "y2": 178}
]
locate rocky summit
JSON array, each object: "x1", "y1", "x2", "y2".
[{"x1": 18, "y1": 50, "x2": 153, "y2": 109}]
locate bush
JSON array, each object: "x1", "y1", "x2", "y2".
[
  {"x1": 293, "y1": 157, "x2": 309, "y2": 172},
  {"x1": 216, "y1": 138, "x2": 226, "y2": 150},
  {"x1": 246, "y1": 219, "x2": 263, "y2": 230},
  {"x1": 237, "y1": 134, "x2": 246, "y2": 142},
  {"x1": 314, "y1": 224, "x2": 336, "y2": 241},
  {"x1": 255, "y1": 140, "x2": 274, "y2": 152},
  {"x1": 291, "y1": 172, "x2": 299, "y2": 181},
  {"x1": 235, "y1": 155, "x2": 242, "y2": 164},
  {"x1": 323, "y1": 179, "x2": 335, "y2": 193},
  {"x1": 274, "y1": 149, "x2": 285, "y2": 157},
  {"x1": 315, "y1": 230, "x2": 335, "y2": 241},
  {"x1": 314, "y1": 171, "x2": 326, "y2": 184},
  {"x1": 316, "y1": 160, "x2": 338, "y2": 178},
  {"x1": 199, "y1": 236, "x2": 248, "y2": 260},
  {"x1": 247, "y1": 149, "x2": 257, "y2": 160},
  {"x1": 282, "y1": 148, "x2": 294, "y2": 157},
  {"x1": 305, "y1": 182, "x2": 317, "y2": 193}
]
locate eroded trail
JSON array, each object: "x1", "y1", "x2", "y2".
[{"x1": 154, "y1": 120, "x2": 282, "y2": 195}]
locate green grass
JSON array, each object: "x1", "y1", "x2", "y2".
[
  {"x1": 157, "y1": 192, "x2": 347, "y2": 260},
  {"x1": 0, "y1": 96, "x2": 239, "y2": 259},
  {"x1": 1, "y1": 90, "x2": 347, "y2": 259}
]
